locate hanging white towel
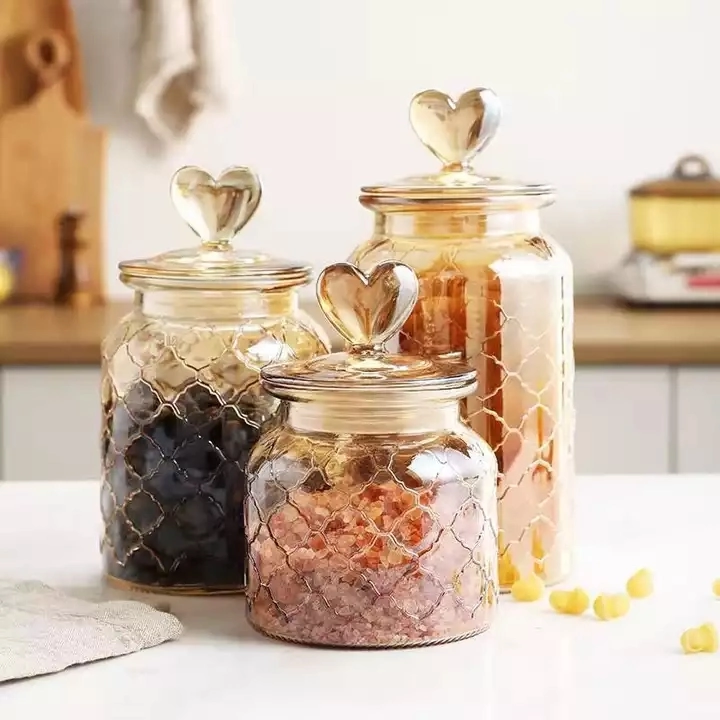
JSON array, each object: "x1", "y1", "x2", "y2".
[{"x1": 133, "y1": 0, "x2": 231, "y2": 145}]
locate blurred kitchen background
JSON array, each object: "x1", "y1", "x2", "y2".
[{"x1": 0, "y1": 0, "x2": 718, "y2": 481}]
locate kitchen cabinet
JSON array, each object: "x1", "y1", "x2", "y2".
[
  {"x1": 676, "y1": 368, "x2": 720, "y2": 473},
  {"x1": 1, "y1": 367, "x2": 100, "y2": 481},
  {"x1": 0, "y1": 365, "x2": 714, "y2": 480},
  {"x1": 0, "y1": 299, "x2": 717, "y2": 479},
  {"x1": 574, "y1": 367, "x2": 672, "y2": 474}
]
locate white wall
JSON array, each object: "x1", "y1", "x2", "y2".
[{"x1": 71, "y1": 0, "x2": 717, "y2": 300}]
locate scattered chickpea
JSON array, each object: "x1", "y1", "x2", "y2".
[
  {"x1": 549, "y1": 588, "x2": 590, "y2": 615},
  {"x1": 681, "y1": 623, "x2": 718, "y2": 654},
  {"x1": 626, "y1": 569, "x2": 653, "y2": 599},
  {"x1": 510, "y1": 573, "x2": 545, "y2": 602},
  {"x1": 593, "y1": 593, "x2": 630, "y2": 621}
]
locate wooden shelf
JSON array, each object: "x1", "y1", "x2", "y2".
[
  {"x1": 1, "y1": 297, "x2": 720, "y2": 366},
  {"x1": 572, "y1": 298, "x2": 720, "y2": 365},
  {"x1": 0, "y1": 302, "x2": 129, "y2": 365}
]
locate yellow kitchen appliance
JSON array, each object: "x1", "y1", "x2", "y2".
[{"x1": 616, "y1": 155, "x2": 720, "y2": 304}]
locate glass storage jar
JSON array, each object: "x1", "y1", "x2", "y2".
[
  {"x1": 246, "y1": 261, "x2": 498, "y2": 648},
  {"x1": 101, "y1": 166, "x2": 329, "y2": 595},
  {"x1": 348, "y1": 88, "x2": 574, "y2": 590}
]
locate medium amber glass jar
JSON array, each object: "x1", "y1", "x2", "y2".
[
  {"x1": 246, "y1": 261, "x2": 498, "y2": 648},
  {"x1": 100, "y1": 166, "x2": 329, "y2": 595},
  {"x1": 348, "y1": 88, "x2": 574, "y2": 590}
]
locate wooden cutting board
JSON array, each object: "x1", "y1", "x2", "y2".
[
  {"x1": 0, "y1": 0, "x2": 84, "y2": 115},
  {"x1": 0, "y1": 29, "x2": 105, "y2": 301}
]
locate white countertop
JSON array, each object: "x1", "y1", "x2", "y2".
[{"x1": 0, "y1": 476, "x2": 719, "y2": 719}]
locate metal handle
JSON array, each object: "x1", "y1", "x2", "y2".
[{"x1": 672, "y1": 154, "x2": 713, "y2": 180}]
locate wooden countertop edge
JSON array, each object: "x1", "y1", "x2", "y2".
[
  {"x1": 0, "y1": 298, "x2": 719, "y2": 367},
  {"x1": 5, "y1": 349, "x2": 718, "y2": 367},
  {"x1": 573, "y1": 347, "x2": 720, "y2": 366}
]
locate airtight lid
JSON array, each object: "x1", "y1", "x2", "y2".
[
  {"x1": 119, "y1": 166, "x2": 312, "y2": 291},
  {"x1": 360, "y1": 87, "x2": 553, "y2": 208},
  {"x1": 261, "y1": 261, "x2": 476, "y2": 397}
]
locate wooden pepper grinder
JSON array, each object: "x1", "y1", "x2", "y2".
[{"x1": 54, "y1": 210, "x2": 93, "y2": 308}]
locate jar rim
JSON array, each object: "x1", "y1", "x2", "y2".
[
  {"x1": 359, "y1": 173, "x2": 556, "y2": 212},
  {"x1": 260, "y1": 376, "x2": 478, "y2": 405},
  {"x1": 260, "y1": 351, "x2": 477, "y2": 398},
  {"x1": 359, "y1": 189, "x2": 556, "y2": 213},
  {"x1": 119, "y1": 251, "x2": 313, "y2": 291},
  {"x1": 360, "y1": 172, "x2": 554, "y2": 201}
]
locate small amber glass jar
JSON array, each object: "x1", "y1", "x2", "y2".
[
  {"x1": 100, "y1": 166, "x2": 329, "y2": 595},
  {"x1": 246, "y1": 261, "x2": 498, "y2": 648},
  {"x1": 348, "y1": 88, "x2": 574, "y2": 590}
]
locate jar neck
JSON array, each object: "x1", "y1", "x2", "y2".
[
  {"x1": 137, "y1": 288, "x2": 298, "y2": 321},
  {"x1": 375, "y1": 209, "x2": 541, "y2": 239},
  {"x1": 287, "y1": 399, "x2": 460, "y2": 434}
]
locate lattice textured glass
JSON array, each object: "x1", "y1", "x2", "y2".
[
  {"x1": 246, "y1": 423, "x2": 498, "y2": 648},
  {"x1": 100, "y1": 305, "x2": 328, "y2": 595},
  {"x1": 351, "y1": 220, "x2": 575, "y2": 590}
]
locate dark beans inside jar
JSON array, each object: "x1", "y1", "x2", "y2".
[{"x1": 101, "y1": 379, "x2": 262, "y2": 592}]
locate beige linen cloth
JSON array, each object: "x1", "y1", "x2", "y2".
[
  {"x1": 0, "y1": 581, "x2": 183, "y2": 683},
  {"x1": 133, "y1": 0, "x2": 231, "y2": 144}
]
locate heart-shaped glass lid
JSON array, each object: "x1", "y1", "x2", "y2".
[
  {"x1": 360, "y1": 87, "x2": 553, "y2": 206},
  {"x1": 119, "y1": 165, "x2": 312, "y2": 290},
  {"x1": 261, "y1": 261, "x2": 477, "y2": 395}
]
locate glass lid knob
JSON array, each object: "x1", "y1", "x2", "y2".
[
  {"x1": 409, "y1": 87, "x2": 502, "y2": 171},
  {"x1": 316, "y1": 261, "x2": 419, "y2": 352},
  {"x1": 169, "y1": 165, "x2": 262, "y2": 248}
]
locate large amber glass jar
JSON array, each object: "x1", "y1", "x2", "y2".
[
  {"x1": 101, "y1": 166, "x2": 329, "y2": 595},
  {"x1": 246, "y1": 261, "x2": 498, "y2": 648},
  {"x1": 349, "y1": 88, "x2": 574, "y2": 590}
]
